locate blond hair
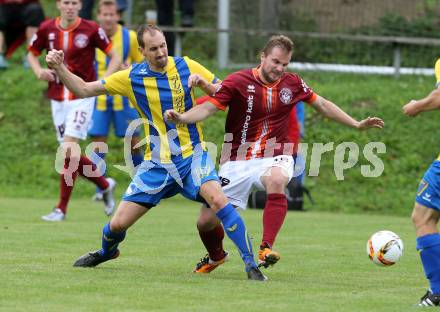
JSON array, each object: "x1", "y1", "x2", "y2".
[
  {"x1": 98, "y1": 0, "x2": 118, "y2": 13},
  {"x1": 261, "y1": 35, "x2": 294, "y2": 55}
]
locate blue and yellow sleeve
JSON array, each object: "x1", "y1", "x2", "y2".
[
  {"x1": 101, "y1": 68, "x2": 131, "y2": 97},
  {"x1": 183, "y1": 56, "x2": 218, "y2": 84}
]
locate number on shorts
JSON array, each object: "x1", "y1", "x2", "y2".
[
  {"x1": 58, "y1": 124, "x2": 65, "y2": 137},
  {"x1": 73, "y1": 111, "x2": 87, "y2": 124}
]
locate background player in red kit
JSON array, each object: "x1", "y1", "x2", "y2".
[
  {"x1": 165, "y1": 35, "x2": 384, "y2": 272},
  {"x1": 27, "y1": 0, "x2": 121, "y2": 221}
]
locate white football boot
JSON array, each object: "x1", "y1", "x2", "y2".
[
  {"x1": 102, "y1": 178, "x2": 116, "y2": 216},
  {"x1": 41, "y1": 208, "x2": 65, "y2": 222}
]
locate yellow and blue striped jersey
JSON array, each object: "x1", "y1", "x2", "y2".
[
  {"x1": 95, "y1": 24, "x2": 144, "y2": 111},
  {"x1": 102, "y1": 56, "x2": 218, "y2": 163}
]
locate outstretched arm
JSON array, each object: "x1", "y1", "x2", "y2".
[
  {"x1": 164, "y1": 102, "x2": 220, "y2": 124},
  {"x1": 403, "y1": 89, "x2": 440, "y2": 117},
  {"x1": 46, "y1": 49, "x2": 107, "y2": 98},
  {"x1": 310, "y1": 95, "x2": 384, "y2": 130}
]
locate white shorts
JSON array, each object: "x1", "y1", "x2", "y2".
[
  {"x1": 51, "y1": 97, "x2": 94, "y2": 143},
  {"x1": 218, "y1": 155, "x2": 294, "y2": 209}
]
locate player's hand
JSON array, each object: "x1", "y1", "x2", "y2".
[
  {"x1": 164, "y1": 109, "x2": 183, "y2": 124},
  {"x1": 120, "y1": 62, "x2": 130, "y2": 70},
  {"x1": 46, "y1": 50, "x2": 64, "y2": 69},
  {"x1": 402, "y1": 100, "x2": 420, "y2": 117},
  {"x1": 188, "y1": 74, "x2": 208, "y2": 88},
  {"x1": 356, "y1": 117, "x2": 384, "y2": 130},
  {"x1": 38, "y1": 69, "x2": 56, "y2": 82}
]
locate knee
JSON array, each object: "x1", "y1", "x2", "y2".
[
  {"x1": 110, "y1": 218, "x2": 127, "y2": 233},
  {"x1": 67, "y1": 154, "x2": 80, "y2": 164},
  {"x1": 265, "y1": 175, "x2": 287, "y2": 193},
  {"x1": 209, "y1": 193, "x2": 229, "y2": 211},
  {"x1": 62, "y1": 145, "x2": 80, "y2": 161}
]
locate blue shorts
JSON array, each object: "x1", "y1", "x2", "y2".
[
  {"x1": 122, "y1": 151, "x2": 219, "y2": 206},
  {"x1": 416, "y1": 160, "x2": 440, "y2": 210},
  {"x1": 89, "y1": 104, "x2": 140, "y2": 137}
]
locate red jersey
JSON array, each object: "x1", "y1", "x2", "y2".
[
  {"x1": 209, "y1": 68, "x2": 316, "y2": 163},
  {"x1": 197, "y1": 94, "x2": 301, "y2": 145},
  {"x1": 28, "y1": 17, "x2": 112, "y2": 101},
  {"x1": 287, "y1": 106, "x2": 300, "y2": 145}
]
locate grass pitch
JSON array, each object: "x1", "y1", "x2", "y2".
[{"x1": 0, "y1": 196, "x2": 425, "y2": 311}]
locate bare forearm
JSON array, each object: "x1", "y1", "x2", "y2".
[
  {"x1": 27, "y1": 53, "x2": 42, "y2": 78},
  {"x1": 55, "y1": 64, "x2": 90, "y2": 98},
  {"x1": 415, "y1": 91, "x2": 440, "y2": 113},
  {"x1": 314, "y1": 98, "x2": 359, "y2": 128},
  {"x1": 199, "y1": 82, "x2": 220, "y2": 96},
  {"x1": 180, "y1": 103, "x2": 218, "y2": 123}
]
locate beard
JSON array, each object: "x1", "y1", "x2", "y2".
[
  {"x1": 155, "y1": 56, "x2": 168, "y2": 68},
  {"x1": 260, "y1": 67, "x2": 281, "y2": 83}
]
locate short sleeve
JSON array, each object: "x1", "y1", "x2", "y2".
[
  {"x1": 101, "y1": 68, "x2": 130, "y2": 97},
  {"x1": 93, "y1": 25, "x2": 113, "y2": 54},
  {"x1": 183, "y1": 56, "x2": 218, "y2": 84},
  {"x1": 27, "y1": 26, "x2": 47, "y2": 56},
  {"x1": 129, "y1": 31, "x2": 144, "y2": 63},
  {"x1": 297, "y1": 77, "x2": 317, "y2": 104},
  {"x1": 208, "y1": 75, "x2": 236, "y2": 111}
]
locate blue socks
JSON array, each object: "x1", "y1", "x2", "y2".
[
  {"x1": 91, "y1": 152, "x2": 107, "y2": 194},
  {"x1": 132, "y1": 153, "x2": 143, "y2": 167},
  {"x1": 216, "y1": 203, "x2": 256, "y2": 271},
  {"x1": 417, "y1": 233, "x2": 440, "y2": 294},
  {"x1": 100, "y1": 223, "x2": 126, "y2": 258},
  {"x1": 90, "y1": 152, "x2": 107, "y2": 176}
]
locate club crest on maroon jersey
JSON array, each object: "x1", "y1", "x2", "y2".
[
  {"x1": 279, "y1": 88, "x2": 293, "y2": 105},
  {"x1": 74, "y1": 34, "x2": 89, "y2": 48}
]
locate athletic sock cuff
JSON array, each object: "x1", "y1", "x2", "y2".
[
  {"x1": 267, "y1": 193, "x2": 286, "y2": 200},
  {"x1": 216, "y1": 203, "x2": 235, "y2": 219},
  {"x1": 103, "y1": 223, "x2": 126, "y2": 240}
]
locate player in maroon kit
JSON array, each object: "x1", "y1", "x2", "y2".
[
  {"x1": 27, "y1": 0, "x2": 121, "y2": 221},
  {"x1": 165, "y1": 35, "x2": 384, "y2": 272}
]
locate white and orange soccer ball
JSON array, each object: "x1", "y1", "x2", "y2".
[{"x1": 366, "y1": 230, "x2": 404, "y2": 266}]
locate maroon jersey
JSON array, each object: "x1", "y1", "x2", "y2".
[
  {"x1": 287, "y1": 106, "x2": 300, "y2": 145},
  {"x1": 209, "y1": 68, "x2": 316, "y2": 163},
  {"x1": 28, "y1": 17, "x2": 112, "y2": 101}
]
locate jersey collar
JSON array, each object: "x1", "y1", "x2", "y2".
[
  {"x1": 252, "y1": 66, "x2": 283, "y2": 88},
  {"x1": 145, "y1": 56, "x2": 172, "y2": 76},
  {"x1": 56, "y1": 17, "x2": 81, "y2": 32}
]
